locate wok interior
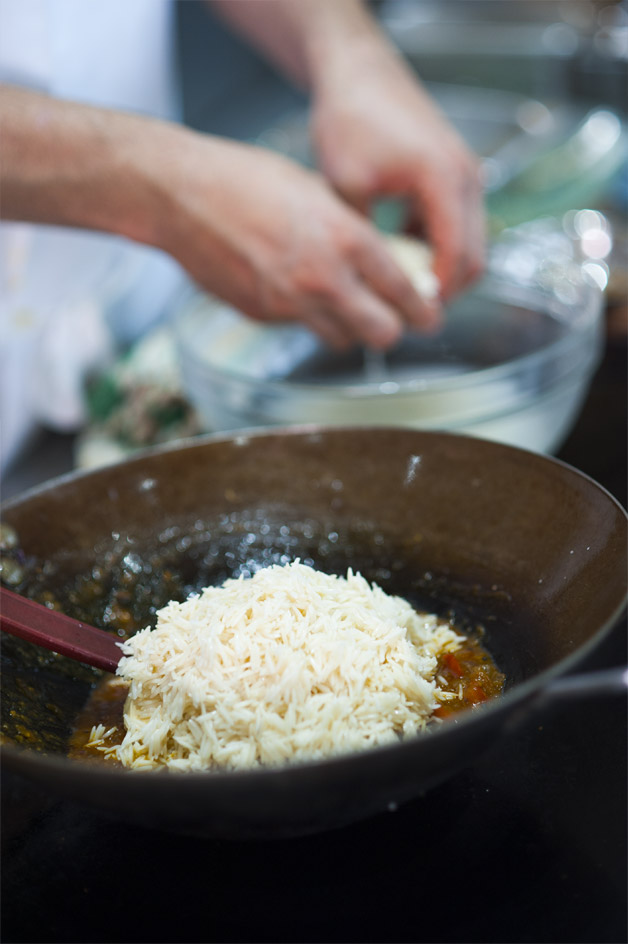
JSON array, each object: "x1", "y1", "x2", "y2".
[{"x1": 2, "y1": 427, "x2": 626, "y2": 759}]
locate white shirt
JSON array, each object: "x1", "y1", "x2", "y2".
[{"x1": 0, "y1": 0, "x2": 189, "y2": 471}]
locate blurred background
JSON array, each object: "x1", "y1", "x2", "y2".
[{"x1": 2, "y1": 0, "x2": 627, "y2": 496}]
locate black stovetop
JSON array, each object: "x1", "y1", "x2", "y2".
[{"x1": 2, "y1": 339, "x2": 626, "y2": 944}]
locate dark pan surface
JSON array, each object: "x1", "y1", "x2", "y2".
[{"x1": 1, "y1": 427, "x2": 626, "y2": 838}]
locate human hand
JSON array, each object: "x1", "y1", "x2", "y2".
[
  {"x1": 310, "y1": 39, "x2": 486, "y2": 303},
  {"x1": 153, "y1": 131, "x2": 440, "y2": 349},
  {"x1": 1, "y1": 84, "x2": 441, "y2": 351}
]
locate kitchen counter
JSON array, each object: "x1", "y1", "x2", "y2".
[{"x1": 1, "y1": 334, "x2": 626, "y2": 944}]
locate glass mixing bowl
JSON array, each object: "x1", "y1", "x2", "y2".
[{"x1": 174, "y1": 221, "x2": 605, "y2": 455}]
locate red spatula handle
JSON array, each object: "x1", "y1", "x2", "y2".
[{"x1": 0, "y1": 587, "x2": 122, "y2": 673}]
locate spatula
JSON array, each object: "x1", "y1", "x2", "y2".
[{"x1": 0, "y1": 587, "x2": 122, "y2": 672}]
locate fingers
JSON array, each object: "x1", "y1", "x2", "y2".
[
  {"x1": 351, "y1": 231, "x2": 443, "y2": 335},
  {"x1": 288, "y1": 276, "x2": 406, "y2": 351},
  {"x1": 333, "y1": 278, "x2": 405, "y2": 350},
  {"x1": 258, "y1": 210, "x2": 439, "y2": 350},
  {"x1": 331, "y1": 183, "x2": 372, "y2": 220},
  {"x1": 462, "y1": 164, "x2": 487, "y2": 285},
  {"x1": 297, "y1": 226, "x2": 441, "y2": 350},
  {"x1": 298, "y1": 305, "x2": 357, "y2": 350},
  {"x1": 409, "y1": 154, "x2": 485, "y2": 301},
  {"x1": 238, "y1": 261, "x2": 405, "y2": 352}
]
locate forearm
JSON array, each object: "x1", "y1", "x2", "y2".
[
  {"x1": 0, "y1": 82, "x2": 447, "y2": 348},
  {"x1": 0, "y1": 84, "x2": 177, "y2": 247},
  {"x1": 207, "y1": 0, "x2": 394, "y2": 92},
  {"x1": 213, "y1": 4, "x2": 484, "y2": 297}
]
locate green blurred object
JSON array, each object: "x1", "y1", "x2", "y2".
[
  {"x1": 77, "y1": 328, "x2": 202, "y2": 469},
  {"x1": 255, "y1": 90, "x2": 627, "y2": 237},
  {"x1": 485, "y1": 108, "x2": 627, "y2": 232},
  {"x1": 85, "y1": 373, "x2": 124, "y2": 422}
]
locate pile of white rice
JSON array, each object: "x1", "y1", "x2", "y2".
[{"x1": 104, "y1": 561, "x2": 463, "y2": 771}]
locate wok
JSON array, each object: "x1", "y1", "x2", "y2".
[{"x1": 1, "y1": 427, "x2": 626, "y2": 839}]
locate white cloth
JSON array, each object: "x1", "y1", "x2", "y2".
[{"x1": 0, "y1": 0, "x2": 189, "y2": 471}]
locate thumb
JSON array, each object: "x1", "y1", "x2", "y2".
[{"x1": 331, "y1": 181, "x2": 372, "y2": 218}]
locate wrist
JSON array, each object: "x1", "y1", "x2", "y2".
[
  {"x1": 103, "y1": 114, "x2": 185, "y2": 250},
  {"x1": 302, "y1": 3, "x2": 401, "y2": 96},
  {"x1": 0, "y1": 85, "x2": 176, "y2": 248}
]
